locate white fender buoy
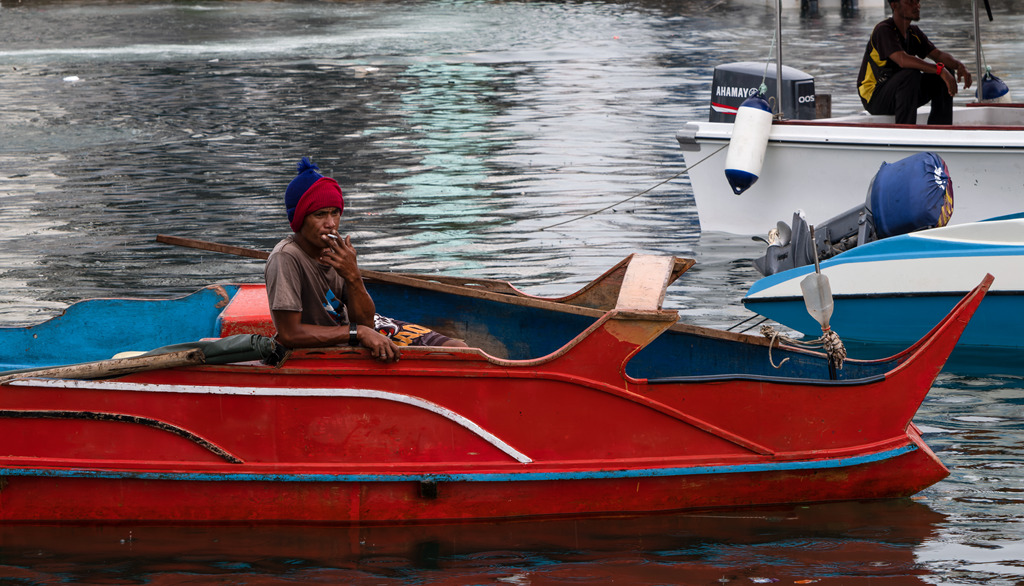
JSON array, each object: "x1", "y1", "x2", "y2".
[{"x1": 724, "y1": 92, "x2": 773, "y2": 195}]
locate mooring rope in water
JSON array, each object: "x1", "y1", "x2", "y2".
[
  {"x1": 539, "y1": 143, "x2": 728, "y2": 231},
  {"x1": 758, "y1": 25, "x2": 781, "y2": 117},
  {"x1": 759, "y1": 324, "x2": 846, "y2": 372},
  {"x1": 759, "y1": 27, "x2": 777, "y2": 95},
  {"x1": 726, "y1": 313, "x2": 770, "y2": 334}
]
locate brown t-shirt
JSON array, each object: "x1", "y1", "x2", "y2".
[{"x1": 264, "y1": 235, "x2": 349, "y2": 327}]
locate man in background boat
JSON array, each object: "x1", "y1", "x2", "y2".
[
  {"x1": 857, "y1": 0, "x2": 972, "y2": 125},
  {"x1": 265, "y1": 157, "x2": 466, "y2": 361}
]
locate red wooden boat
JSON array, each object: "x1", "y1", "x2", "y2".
[{"x1": 0, "y1": 254, "x2": 991, "y2": 523}]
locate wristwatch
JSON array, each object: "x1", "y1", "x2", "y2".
[
  {"x1": 349, "y1": 323, "x2": 359, "y2": 346},
  {"x1": 936, "y1": 62, "x2": 944, "y2": 76}
]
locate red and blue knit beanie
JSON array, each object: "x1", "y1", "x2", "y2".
[{"x1": 285, "y1": 157, "x2": 344, "y2": 232}]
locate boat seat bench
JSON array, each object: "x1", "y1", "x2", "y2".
[{"x1": 218, "y1": 284, "x2": 277, "y2": 338}]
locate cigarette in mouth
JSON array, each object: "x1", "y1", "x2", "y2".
[{"x1": 326, "y1": 234, "x2": 339, "y2": 240}]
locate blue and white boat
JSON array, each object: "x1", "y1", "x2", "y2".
[{"x1": 743, "y1": 214, "x2": 1024, "y2": 368}]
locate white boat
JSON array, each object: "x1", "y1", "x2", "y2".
[
  {"x1": 677, "y1": 0, "x2": 1023, "y2": 236},
  {"x1": 742, "y1": 214, "x2": 1024, "y2": 365},
  {"x1": 676, "y1": 105, "x2": 1024, "y2": 235}
]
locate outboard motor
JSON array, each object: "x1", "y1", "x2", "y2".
[
  {"x1": 709, "y1": 62, "x2": 817, "y2": 122},
  {"x1": 753, "y1": 207, "x2": 874, "y2": 277},
  {"x1": 753, "y1": 152, "x2": 954, "y2": 276}
]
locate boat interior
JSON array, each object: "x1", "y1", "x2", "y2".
[
  {"x1": 815, "y1": 103, "x2": 1024, "y2": 127},
  {"x1": 0, "y1": 250, "x2": 930, "y2": 385}
]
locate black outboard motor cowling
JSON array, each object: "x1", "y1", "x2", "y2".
[{"x1": 709, "y1": 62, "x2": 816, "y2": 122}]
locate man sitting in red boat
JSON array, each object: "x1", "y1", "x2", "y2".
[
  {"x1": 264, "y1": 157, "x2": 466, "y2": 362},
  {"x1": 856, "y1": 0, "x2": 972, "y2": 125}
]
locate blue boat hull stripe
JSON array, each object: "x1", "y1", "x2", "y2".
[{"x1": 1, "y1": 444, "x2": 917, "y2": 483}]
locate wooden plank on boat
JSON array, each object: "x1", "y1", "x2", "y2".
[
  {"x1": 0, "y1": 348, "x2": 205, "y2": 385},
  {"x1": 156, "y1": 235, "x2": 269, "y2": 260},
  {"x1": 615, "y1": 254, "x2": 674, "y2": 311}
]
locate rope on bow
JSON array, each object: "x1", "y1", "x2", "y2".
[{"x1": 760, "y1": 324, "x2": 846, "y2": 372}]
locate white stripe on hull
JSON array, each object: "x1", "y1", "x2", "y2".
[
  {"x1": 747, "y1": 254, "x2": 1024, "y2": 299},
  {"x1": 9, "y1": 379, "x2": 533, "y2": 464}
]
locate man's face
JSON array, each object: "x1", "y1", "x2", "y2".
[
  {"x1": 298, "y1": 207, "x2": 342, "y2": 248},
  {"x1": 892, "y1": 0, "x2": 921, "y2": 21}
]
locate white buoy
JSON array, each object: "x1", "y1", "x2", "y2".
[{"x1": 724, "y1": 91, "x2": 773, "y2": 195}]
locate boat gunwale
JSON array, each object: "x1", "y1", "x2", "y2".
[{"x1": 774, "y1": 119, "x2": 1024, "y2": 132}]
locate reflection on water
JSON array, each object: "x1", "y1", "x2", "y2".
[
  {"x1": 383, "y1": 61, "x2": 508, "y2": 273},
  {"x1": 2, "y1": 0, "x2": 1024, "y2": 583},
  {"x1": 0, "y1": 500, "x2": 945, "y2": 584},
  {"x1": 914, "y1": 372, "x2": 1024, "y2": 585}
]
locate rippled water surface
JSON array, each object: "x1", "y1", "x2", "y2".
[{"x1": 2, "y1": 0, "x2": 1024, "y2": 583}]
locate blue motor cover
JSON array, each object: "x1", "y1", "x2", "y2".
[{"x1": 868, "y1": 152, "x2": 954, "y2": 239}]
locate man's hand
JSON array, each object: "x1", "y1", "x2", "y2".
[
  {"x1": 939, "y1": 61, "x2": 972, "y2": 97},
  {"x1": 357, "y1": 325, "x2": 401, "y2": 363},
  {"x1": 953, "y1": 61, "x2": 973, "y2": 89},
  {"x1": 319, "y1": 233, "x2": 377, "y2": 328},
  {"x1": 319, "y1": 234, "x2": 362, "y2": 283},
  {"x1": 939, "y1": 67, "x2": 959, "y2": 97}
]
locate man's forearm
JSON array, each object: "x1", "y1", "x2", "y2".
[{"x1": 344, "y1": 280, "x2": 377, "y2": 326}]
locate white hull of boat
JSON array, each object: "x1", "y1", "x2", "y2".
[{"x1": 677, "y1": 106, "x2": 1024, "y2": 235}]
